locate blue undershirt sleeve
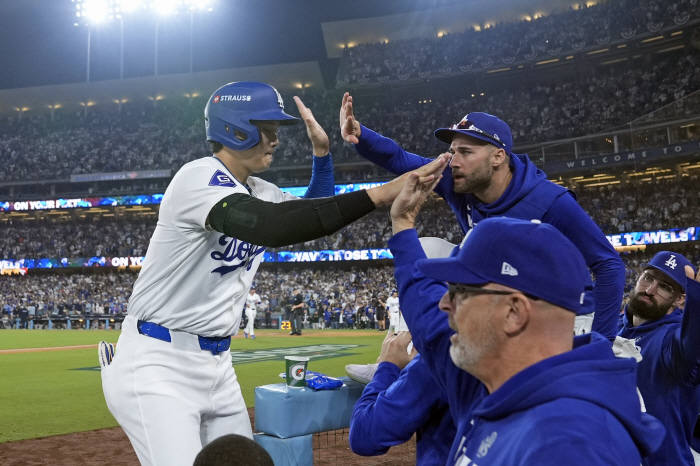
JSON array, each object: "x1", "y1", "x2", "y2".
[
  {"x1": 666, "y1": 279, "x2": 700, "y2": 384},
  {"x1": 543, "y1": 193, "x2": 625, "y2": 340},
  {"x1": 303, "y1": 154, "x2": 335, "y2": 199}
]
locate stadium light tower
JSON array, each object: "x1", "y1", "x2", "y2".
[
  {"x1": 185, "y1": 0, "x2": 215, "y2": 73},
  {"x1": 73, "y1": 0, "x2": 115, "y2": 82},
  {"x1": 72, "y1": 0, "x2": 213, "y2": 80}
]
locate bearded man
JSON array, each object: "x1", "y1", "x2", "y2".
[{"x1": 619, "y1": 251, "x2": 700, "y2": 466}]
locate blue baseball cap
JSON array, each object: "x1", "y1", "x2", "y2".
[
  {"x1": 434, "y1": 112, "x2": 513, "y2": 154},
  {"x1": 641, "y1": 251, "x2": 696, "y2": 292},
  {"x1": 415, "y1": 217, "x2": 590, "y2": 314}
]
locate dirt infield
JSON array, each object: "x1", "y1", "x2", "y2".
[{"x1": 0, "y1": 408, "x2": 415, "y2": 466}]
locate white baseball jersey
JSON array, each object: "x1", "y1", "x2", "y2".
[
  {"x1": 128, "y1": 157, "x2": 296, "y2": 336},
  {"x1": 246, "y1": 293, "x2": 261, "y2": 310},
  {"x1": 386, "y1": 296, "x2": 400, "y2": 316}
]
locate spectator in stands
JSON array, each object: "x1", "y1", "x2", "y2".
[{"x1": 618, "y1": 251, "x2": 700, "y2": 465}]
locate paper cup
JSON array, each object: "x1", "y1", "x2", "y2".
[{"x1": 285, "y1": 356, "x2": 309, "y2": 387}]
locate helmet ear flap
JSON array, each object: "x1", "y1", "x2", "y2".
[{"x1": 234, "y1": 129, "x2": 248, "y2": 142}]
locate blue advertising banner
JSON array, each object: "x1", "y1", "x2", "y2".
[
  {"x1": 277, "y1": 249, "x2": 394, "y2": 262},
  {"x1": 606, "y1": 226, "x2": 699, "y2": 247}
]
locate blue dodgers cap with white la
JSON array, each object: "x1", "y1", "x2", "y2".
[
  {"x1": 415, "y1": 217, "x2": 590, "y2": 313},
  {"x1": 434, "y1": 112, "x2": 513, "y2": 154},
  {"x1": 641, "y1": 251, "x2": 696, "y2": 292}
]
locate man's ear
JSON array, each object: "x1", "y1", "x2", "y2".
[
  {"x1": 492, "y1": 147, "x2": 508, "y2": 168},
  {"x1": 674, "y1": 293, "x2": 686, "y2": 310},
  {"x1": 503, "y1": 293, "x2": 531, "y2": 337}
]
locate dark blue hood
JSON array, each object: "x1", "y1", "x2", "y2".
[{"x1": 471, "y1": 333, "x2": 666, "y2": 457}]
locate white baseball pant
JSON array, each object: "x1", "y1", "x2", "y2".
[
  {"x1": 101, "y1": 316, "x2": 251, "y2": 466},
  {"x1": 245, "y1": 308, "x2": 256, "y2": 336}
]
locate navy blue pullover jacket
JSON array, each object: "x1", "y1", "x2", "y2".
[
  {"x1": 354, "y1": 126, "x2": 624, "y2": 339},
  {"x1": 349, "y1": 354, "x2": 456, "y2": 465}
]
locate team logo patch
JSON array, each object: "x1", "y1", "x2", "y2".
[{"x1": 209, "y1": 170, "x2": 237, "y2": 188}]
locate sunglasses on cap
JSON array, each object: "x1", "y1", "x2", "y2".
[{"x1": 450, "y1": 120, "x2": 506, "y2": 148}]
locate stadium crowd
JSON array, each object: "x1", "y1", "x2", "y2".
[
  {"x1": 337, "y1": 0, "x2": 700, "y2": 84},
  {"x1": 1, "y1": 178, "x2": 700, "y2": 260},
  {"x1": 2, "y1": 51, "x2": 700, "y2": 184},
  {"x1": 2, "y1": 246, "x2": 699, "y2": 329}
]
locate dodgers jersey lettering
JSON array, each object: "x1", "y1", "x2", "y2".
[{"x1": 128, "y1": 157, "x2": 297, "y2": 336}]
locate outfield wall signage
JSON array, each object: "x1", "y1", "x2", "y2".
[
  {"x1": 543, "y1": 140, "x2": 700, "y2": 174},
  {"x1": 606, "y1": 226, "x2": 699, "y2": 247},
  {"x1": 0, "y1": 195, "x2": 164, "y2": 212},
  {"x1": 277, "y1": 249, "x2": 393, "y2": 262}
]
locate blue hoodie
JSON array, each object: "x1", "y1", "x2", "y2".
[
  {"x1": 388, "y1": 229, "x2": 666, "y2": 466},
  {"x1": 618, "y1": 278, "x2": 700, "y2": 466},
  {"x1": 354, "y1": 125, "x2": 624, "y2": 340},
  {"x1": 349, "y1": 354, "x2": 456, "y2": 466}
]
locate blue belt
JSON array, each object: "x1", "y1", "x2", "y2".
[{"x1": 136, "y1": 320, "x2": 231, "y2": 356}]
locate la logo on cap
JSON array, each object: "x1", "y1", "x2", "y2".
[
  {"x1": 501, "y1": 262, "x2": 518, "y2": 276},
  {"x1": 665, "y1": 255, "x2": 678, "y2": 269}
]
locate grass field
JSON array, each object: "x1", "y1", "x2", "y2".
[{"x1": 0, "y1": 328, "x2": 386, "y2": 443}]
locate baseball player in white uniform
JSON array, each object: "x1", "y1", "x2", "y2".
[
  {"x1": 386, "y1": 289, "x2": 403, "y2": 333},
  {"x1": 99, "y1": 81, "x2": 448, "y2": 466},
  {"x1": 244, "y1": 288, "x2": 261, "y2": 339}
]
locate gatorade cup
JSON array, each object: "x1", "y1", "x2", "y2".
[{"x1": 285, "y1": 356, "x2": 309, "y2": 388}]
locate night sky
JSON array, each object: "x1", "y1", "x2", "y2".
[{"x1": 0, "y1": 0, "x2": 464, "y2": 90}]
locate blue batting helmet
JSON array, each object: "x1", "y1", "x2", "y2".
[{"x1": 204, "y1": 81, "x2": 300, "y2": 151}]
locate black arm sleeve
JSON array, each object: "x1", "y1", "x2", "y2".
[{"x1": 208, "y1": 190, "x2": 377, "y2": 248}]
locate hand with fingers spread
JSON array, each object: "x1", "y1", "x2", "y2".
[
  {"x1": 340, "y1": 92, "x2": 362, "y2": 144},
  {"x1": 294, "y1": 96, "x2": 329, "y2": 157},
  {"x1": 377, "y1": 331, "x2": 417, "y2": 370}
]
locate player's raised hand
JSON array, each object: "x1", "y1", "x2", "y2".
[
  {"x1": 686, "y1": 265, "x2": 700, "y2": 284},
  {"x1": 377, "y1": 331, "x2": 417, "y2": 370},
  {"x1": 390, "y1": 157, "x2": 446, "y2": 234},
  {"x1": 340, "y1": 92, "x2": 362, "y2": 144},
  {"x1": 294, "y1": 96, "x2": 330, "y2": 157}
]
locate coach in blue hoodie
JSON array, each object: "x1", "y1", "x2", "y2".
[
  {"x1": 619, "y1": 251, "x2": 700, "y2": 466},
  {"x1": 383, "y1": 175, "x2": 665, "y2": 465},
  {"x1": 340, "y1": 94, "x2": 623, "y2": 340}
]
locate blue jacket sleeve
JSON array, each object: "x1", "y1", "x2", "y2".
[
  {"x1": 542, "y1": 193, "x2": 625, "y2": 340},
  {"x1": 353, "y1": 125, "x2": 454, "y2": 200},
  {"x1": 664, "y1": 279, "x2": 700, "y2": 384},
  {"x1": 303, "y1": 154, "x2": 335, "y2": 198},
  {"x1": 388, "y1": 229, "x2": 483, "y2": 418},
  {"x1": 349, "y1": 356, "x2": 447, "y2": 456}
]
